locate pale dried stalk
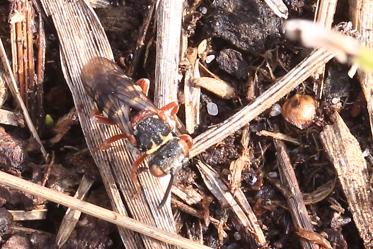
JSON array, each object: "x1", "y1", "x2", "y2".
[
  {"x1": 257, "y1": 130, "x2": 300, "y2": 145},
  {"x1": 56, "y1": 175, "x2": 94, "y2": 248},
  {"x1": 39, "y1": 1, "x2": 177, "y2": 248},
  {"x1": 190, "y1": 49, "x2": 334, "y2": 158},
  {"x1": 197, "y1": 161, "x2": 266, "y2": 246},
  {"x1": 350, "y1": 0, "x2": 373, "y2": 140},
  {"x1": 0, "y1": 170, "x2": 212, "y2": 249},
  {"x1": 0, "y1": 38, "x2": 48, "y2": 160},
  {"x1": 273, "y1": 135, "x2": 318, "y2": 249},
  {"x1": 10, "y1": 209, "x2": 47, "y2": 221},
  {"x1": 320, "y1": 112, "x2": 373, "y2": 247},
  {"x1": 313, "y1": 0, "x2": 338, "y2": 98},
  {"x1": 154, "y1": 0, "x2": 183, "y2": 107}
]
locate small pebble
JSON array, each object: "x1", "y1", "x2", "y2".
[
  {"x1": 233, "y1": 232, "x2": 241, "y2": 241},
  {"x1": 207, "y1": 102, "x2": 219, "y2": 116},
  {"x1": 331, "y1": 97, "x2": 340, "y2": 105},
  {"x1": 199, "y1": 6, "x2": 208, "y2": 14},
  {"x1": 267, "y1": 171, "x2": 278, "y2": 178},
  {"x1": 205, "y1": 54, "x2": 215, "y2": 64},
  {"x1": 270, "y1": 103, "x2": 282, "y2": 116}
]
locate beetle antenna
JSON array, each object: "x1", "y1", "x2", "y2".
[{"x1": 158, "y1": 172, "x2": 175, "y2": 209}]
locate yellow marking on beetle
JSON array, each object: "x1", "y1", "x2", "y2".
[{"x1": 146, "y1": 133, "x2": 173, "y2": 155}]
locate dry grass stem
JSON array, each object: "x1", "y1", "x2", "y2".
[
  {"x1": 272, "y1": 132, "x2": 318, "y2": 249},
  {"x1": 197, "y1": 161, "x2": 266, "y2": 246},
  {"x1": 56, "y1": 175, "x2": 94, "y2": 248},
  {"x1": 190, "y1": 49, "x2": 334, "y2": 158},
  {"x1": 154, "y1": 0, "x2": 183, "y2": 107},
  {"x1": 256, "y1": 130, "x2": 300, "y2": 145},
  {"x1": 0, "y1": 170, "x2": 212, "y2": 249}
]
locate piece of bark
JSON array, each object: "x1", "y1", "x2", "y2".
[
  {"x1": 38, "y1": 1, "x2": 177, "y2": 248},
  {"x1": 9, "y1": 0, "x2": 45, "y2": 130},
  {"x1": 0, "y1": 74, "x2": 7, "y2": 107},
  {"x1": 320, "y1": 112, "x2": 373, "y2": 247},
  {"x1": 273, "y1": 132, "x2": 318, "y2": 249}
]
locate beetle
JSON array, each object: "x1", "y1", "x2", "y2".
[{"x1": 81, "y1": 57, "x2": 192, "y2": 207}]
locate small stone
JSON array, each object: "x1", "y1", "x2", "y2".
[{"x1": 207, "y1": 102, "x2": 219, "y2": 116}]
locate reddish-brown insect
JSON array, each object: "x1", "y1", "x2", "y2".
[{"x1": 81, "y1": 57, "x2": 192, "y2": 207}]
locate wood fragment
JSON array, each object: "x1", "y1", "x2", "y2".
[
  {"x1": 154, "y1": 0, "x2": 183, "y2": 107},
  {"x1": 10, "y1": 209, "x2": 47, "y2": 221},
  {"x1": 10, "y1": 0, "x2": 45, "y2": 129},
  {"x1": 171, "y1": 199, "x2": 221, "y2": 227},
  {"x1": 184, "y1": 59, "x2": 201, "y2": 134},
  {"x1": 0, "y1": 170, "x2": 212, "y2": 249},
  {"x1": 320, "y1": 112, "x2": 373, "y2": 247},
  {"x1": 272, "y1": 133, "x2": 318, "y2": 249},
  {"x1": 296, "y1": 228, "x2": 332, "y2": 249},
  {"x1": 229, "y1": 126, "x2": 250, "y2": 191},
  {"x1": 0, "y1": 109, "x2": 24, "y2": 127},
  {"x1": 56, "y1": 175, "x2": 94, "y2": 248},
  {"x1": 193, "y1": 77, "x2": 236, "y2": 100},
  {"x1": 196, "y1": 161, "x2": 266, "y2": 247},
  {"x1": 0, "y1": 38, "x2": 48, "y2": 160},
  {"x1": 190, "y1": 49, "x2": 334, "y2": 158},
  {"x1": 172, "y1": 185, "x2": 202, "y2": 205}
]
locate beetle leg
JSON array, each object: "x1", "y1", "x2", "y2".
[
  {"x1": 131, "y1": 153, "x2": 147, "y2": 197},
  {"x1": 159, "y1": 102, "x2": 179, "y2": 121},
  {"x1": 135, "y1": 78, "x2": 150, "y2": 96},
  {"x1": 99, "y1": 133, "x2": 136, "y2": 150}
]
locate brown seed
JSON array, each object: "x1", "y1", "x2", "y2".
[{"x1": 281, "y1": 94, "x2": 317, "y2": 129}]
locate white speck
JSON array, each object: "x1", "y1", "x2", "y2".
[
  {"x1": 267, "y1": 171, "x2": 278, "y2": 178},
  {"x1": 199, "y1": 6, "x2": 207, "y2": 14},
  {"x1": 207, "y1": 102, "x2": 218, "y2": 116},
  {"x1": 331, "y1": 97, "x2": 340, "y2": 104},
  {"x1": 205, "y1": 54, "x2": 215, "y2": 64},
  {"x1": 270, "y1": 103, "x2": 282, "y2": 116}
]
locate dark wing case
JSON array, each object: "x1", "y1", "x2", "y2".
[{"x1": 81, "y1": 57, "x2": 158, "y2": 133}]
